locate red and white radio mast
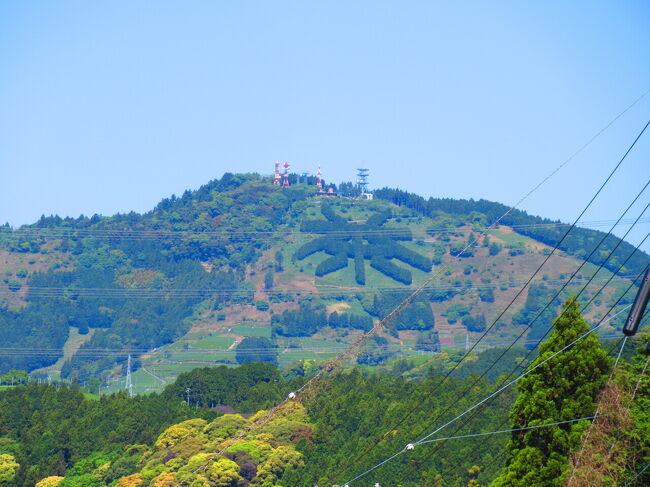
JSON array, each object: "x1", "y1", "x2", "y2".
[
  {"x1": 316, "y1": 165, "x2": 323, "y2": 190},
  {"x1": 273, "y1": 161, "x2": 281, "y2": 185},
  {"x1": 282, "y1": 162, "x2": 291, "y2": 187}
]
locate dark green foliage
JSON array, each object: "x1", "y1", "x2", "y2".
[
  {"x1": 491, "y1": 299, "x2": 611, "y2": 486},
  {"x1": 372, "y1": 294, "x2": 434, "y2": 331},
  {"x1": 370, "y1": 256, "x2": 412, "y2": 285},
  {"x1": 391, "y1": 242, "x2": 432, "y2": 272},
  {"x1": 0, "y1": 175, "x2": 313, "y2": 376},
  {"x1": 357, "y1": 337, "x2": 392, "y2": 365},
  {"x1": 264, "y1": 271, "x2": 273, "y2": 290},
  {"x1": 450, "y1": 240, "x2": 474, "y2": 257},
  {"x1": 0, "y1": 384, "x2": 197, "y2": 487},
  {"x1": 315, "y1": 254, "x2": 348, "y2": 277},
  {"x1": 289, "y1": 368, "x2": 518, "y2": 487},
  {"x1": 235, "y1": 337, "x2": 278, "y2": 365},
  {"x1": 273, "y1": 303, "x2": 327, "y2": 337},
  {"x1": 0, "y1": 303, "x2": 68, "y2": 372},
  {"x1": 511, "y1": 283, "x2": 560, "y2": 348},
  {"x1": 327, "y1": 312, "x2": 374, "y2": 332},
  {"x1": 274, "y1": 250, "x2": 284, "y2": 272},
  {"x1": 456, "y1": 346, "x2": 528, "y2": 381},
  {"x1": 624, "y1": 344, "x2": 650, "y2": 486},
  {"x1": 445, "y1": 303, "x2": 470, "y2": 324},
  {"x1": 293, "y1": 237, "x2": 331, "y2": 260},
  {"x1": 161, "y1": 362, "x2": 287, "y2": 412},
  {"x1": 294, "y1": 206, "x2": 428, "y2": 284},
  {"x1": 353, "y1": 239, "x2": 366, "y2": 285},
  {"x1": 479, "y1": 286, "x2": 495, "y2": 302},
  {"x1": 489, "y1": 242, "x2": 502, "y2": 256},
  {"x1": 463, "y1": 314, "x2": 487, "y2": 332}
]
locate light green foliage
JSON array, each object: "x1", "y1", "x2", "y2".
[
  {"x1": 35, "y1": 477, "x2": 64, "y2": 487},
  {"x1": 491, "y1": 299, "x2": 611, "y2": 487},
  {"x1": 252, "y1": 446, "x2": 303, "y2": 486},
  {"x1": 0, "y1": 454, "x2": 19, "y2": 483},
  {"x1": 0, "y1": 369, "x2": 28, "y2": 384},
  {"x1": 155, "y1": 419, "x2": 208, "y2": 449},
  {"x1": 225, "y1": 439, "x2": 273, "y2": 463},
  {"x1": 203, "y1": 414, "x2": 249, "y2": 441},
  {"x1": 176, "y1": 455, "x2": 244, "y2": 487},
  {"x1": 206, "y1": 457, "x2": 244, "y2": 487},
  {"x1": 59, "y1": 473, "x2": 104, "y2": 487}
]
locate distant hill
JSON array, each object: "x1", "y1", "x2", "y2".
[{"x1": 0, "y1": 173, "x2": 646, "y2": 388}]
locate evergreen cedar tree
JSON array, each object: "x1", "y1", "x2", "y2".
[{"x1": 491, "y1": 298, "x2": 611, "y2": 487}]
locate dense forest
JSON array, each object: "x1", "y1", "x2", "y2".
[{"x1": 1, "y1": 303, "x2": 648, "y2": 486}]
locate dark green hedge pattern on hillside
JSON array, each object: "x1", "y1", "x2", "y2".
[{"x1": 295, "y1": 204, "x2": 431, "y2": 285}]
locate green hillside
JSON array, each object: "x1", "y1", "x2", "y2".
[{"x1": 0, "y1": 173, "x2": 647, "y2": 390}]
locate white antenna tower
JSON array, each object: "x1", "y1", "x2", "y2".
[{"x1": 126, "y1": 354, "x2": 133, "y2": 398}]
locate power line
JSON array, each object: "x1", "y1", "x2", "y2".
[
  {"x1": 417, "y1": 415, "x2": 598, "y2": 445},
  {"x1": 430, "y1": 241, "x2": 650, "y2": 485},
  {"x1": 565, "y1": 335, "x2": 630, "y2": 486},
  {"x1": 0, "y1": 334, "x2": 627, "y2": 358},
  {"x1": 334, "y1": 121, "x2": 650, "y2": 483},
  {"x1": 623, "y1": 461, "x2": 650, "y2": 486},
  {"x1": 2, "y1": 217, "x2": 648, "y2": 241},
  {"x1": 181, "y1": 136, "x2": 608, "y2": 482},
  {"x1": 0, "y1": 274, "x2": 636, "y2": 299},
  {"x1": 340, "y1": 305, "x2": 631, "y2": 486},
  {"x1": 457, "y1": 335, "x2": 630, "y2": 486}
]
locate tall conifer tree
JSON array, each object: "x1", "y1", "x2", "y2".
[{"x1": 491, "y1": 299, "x2": 611, "y2": 486}]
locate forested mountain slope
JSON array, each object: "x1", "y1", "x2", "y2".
[{"x1": 0, "y1": 173, "x2": 646, "y2": 388}]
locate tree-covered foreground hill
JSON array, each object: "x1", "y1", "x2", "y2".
[{"x1": 1, "y1": 303, "x2": 648, "y2": 487}]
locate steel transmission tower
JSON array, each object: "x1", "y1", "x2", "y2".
[{"x1": 125, "y1": 354, "x2": 133, "y2": 398}]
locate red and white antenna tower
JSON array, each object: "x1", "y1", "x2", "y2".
[
  {"x1": 282, "y1": 162, "x2": 290, "y2": 187},
  {"x1": 273, "y1": 161, "x2": 281, "y2": 185},
  {"x1": 316, "y1": 165, "x2": 323, "y2": 190}
]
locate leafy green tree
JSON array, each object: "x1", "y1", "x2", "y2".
[
  {"x1": 0, "y1": 454, "x2": 19, "y2": 484},
  {"x1": 0, "y1": 369, "x2": 28, "y2": 385},
  {"x1": 491, "y1": 299, "x2": 611, "y2": 487}
]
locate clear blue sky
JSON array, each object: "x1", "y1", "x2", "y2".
[{"x1": 1, "y1": 1, "x2": 649, "y2": 249}]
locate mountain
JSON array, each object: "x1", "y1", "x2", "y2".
[{"x1": 0, "y1": 173, "x2": 646, "y2": 388}]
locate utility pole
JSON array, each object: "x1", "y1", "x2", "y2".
[{"x1": 186, "y1": 387, "x2": 191, "y2": 407}]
